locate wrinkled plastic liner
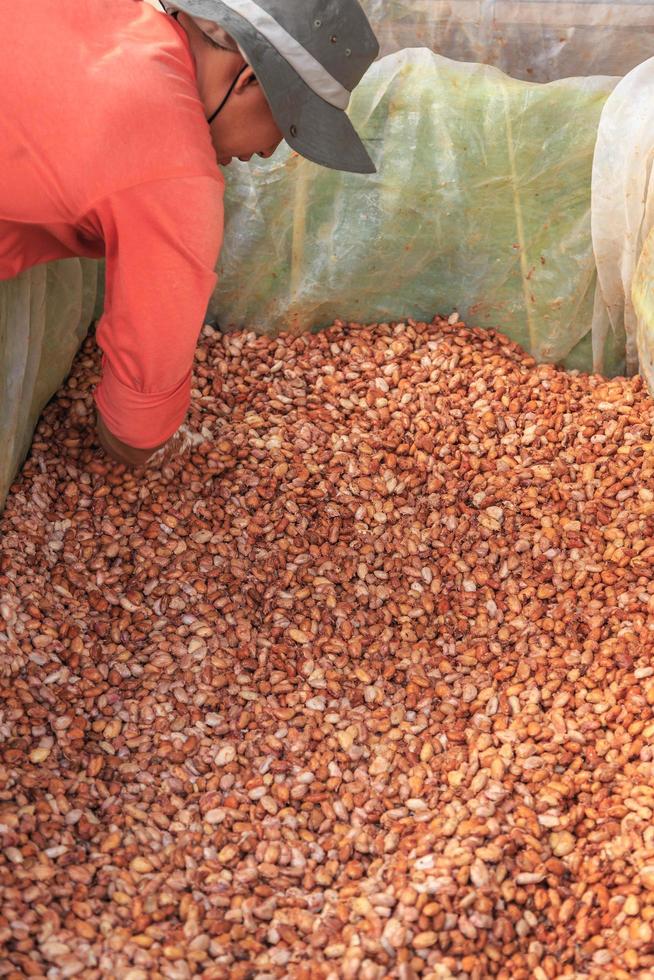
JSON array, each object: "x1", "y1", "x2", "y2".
[
  {"x1": 211, "y1": 51, "x2": 618, "y2": 376},
  {"x1": 0, "y1": 259, "x2": 98, "y2": 510}
]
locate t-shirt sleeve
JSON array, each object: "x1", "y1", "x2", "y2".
[{"x1": 90, "y1": 175, "x2": 224, "y2": 449}]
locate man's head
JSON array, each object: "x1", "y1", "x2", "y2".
[
  {"x1": 179, "y1": 13, "x2": 283, "y2": 166},
  {"x1": 168, "y1": 0, "x2": 380, "y2": 173}
]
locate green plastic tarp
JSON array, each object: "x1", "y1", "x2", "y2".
[{"x1": 211, "y1": 49, "x2": 620, "y2": 375}]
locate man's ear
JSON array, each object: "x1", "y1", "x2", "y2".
[{"x1": 234, "y1": 65, "x2": 259, "y2": 94}]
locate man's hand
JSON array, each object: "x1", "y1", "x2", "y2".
[{"x1": 96, "y1": 413, "x2": 167, "y2": 468}]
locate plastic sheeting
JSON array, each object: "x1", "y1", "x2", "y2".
[
  {"x1": 633, "y1": 231, "x2": 654, "y2": 397},
  {"x1": 592, "y1": 56, "x2": 654, "y2": 394},
  {"x1": 211, "y1": 49, "x2": 619, "y2": 374},
  {"x1": 0, "y1": 260, "x2": 98, "y2": 510},
  {"x1": 362, "y1": 0, "x2": 654, "y2": 82}
]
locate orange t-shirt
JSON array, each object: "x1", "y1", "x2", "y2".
[{"x1": 0, "y1": 0, "x2": 225, "y2": 448}]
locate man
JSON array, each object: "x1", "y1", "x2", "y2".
[{"x1": 0, "y1": 0, "x2": 379, "y2": 466}]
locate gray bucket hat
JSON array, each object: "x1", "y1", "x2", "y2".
[{"x1": 165, "y1": 0, "x2": 380, "y2": 173}]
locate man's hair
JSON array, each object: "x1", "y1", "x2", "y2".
[
  {"x1": 199, "y1": 22, "x2": 240, "y2": 53},
  {"x1": 163, "y1": 5, "x2": 241, "y2": 54}
]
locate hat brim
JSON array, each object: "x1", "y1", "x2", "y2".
[{"x1": 170, "y1": 0, "x2": 377, "y2": 174}]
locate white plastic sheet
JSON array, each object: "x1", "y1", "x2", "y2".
[
  {"x1": 592, "y1": 56, "x2": 654, "y2": 391},
  {"x1": 633, "y1": 230, "x2": 654, "y2": 395}
]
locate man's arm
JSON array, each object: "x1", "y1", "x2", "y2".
[
  {"x1": 96, "y1": 412, "x2": 167, "y2": 467},
  {"x1": 88, "y1": 175, "x2": 224, "y2": 460}
]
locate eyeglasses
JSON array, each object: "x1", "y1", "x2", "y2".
[
  {"x1": 164, "y1": 7, "x2": 251, "y2": 127},
  {"x1": 206, "y1": 63, "x2": 249, "y2": 125}
]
